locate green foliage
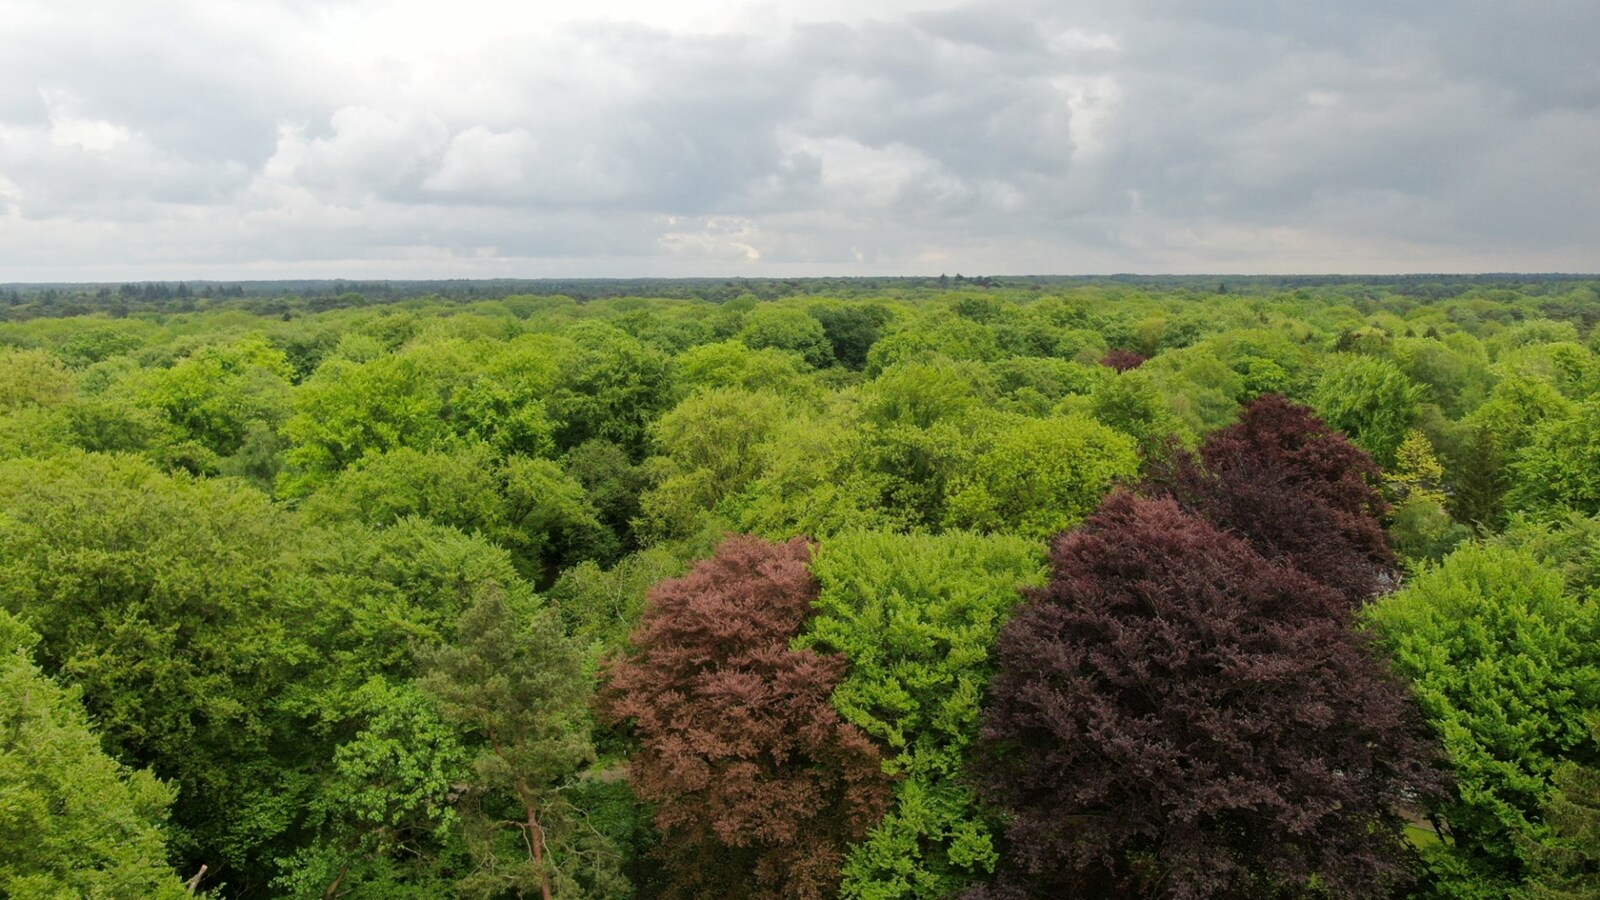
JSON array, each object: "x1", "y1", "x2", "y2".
[
  {"x1": 273, "y1": 678, "x2": 470, "y2": 899},
  {"x1": 943, "y1": 415, "x2": 1140, "y2": 538},
  {"x1": 420, "y1": 589, "x2": 623, "y2": 898},
  {"x1": 1311, "y1": 353, "x2": 1421, "y2": 465},
  {"x1": 739, "y1": 304, "x2": 835, "y2": 368},
  {"x1": 291, "y1": 516, "x2": 536, "y2": 694},
  {"x1": 866, "y1": 316, "x2": 999, "y2": 374},
  {"x1": 811, "y1": 303, "x2": 892, "y2": 370},
  {"x1": 1469, "y1": 375, "x2": 1576, "y2": 456},
  {"x1": 1089, "y1": 367, "x2": 1186, "y2": 447},
  {"x1": 279, "y1": 342, "x2": 468, "y2": 495},
  {"x1": 674, "y1": 339, "x2": 812, "y2": 396},
  {"x1": 0, "y1": 452, "x2": 307, "y2": 887},
  {"x1": 0, "y1": 610, "x2": 187, "y2": 899},
  {"x1": 1512, "y1": 401, "x2": 1600, "y2": 517},
  {"x1": 1495, "y1": 342, "x2": 1600, "y2": 401},
  {"x1": 1454, "y1": 377, "x2": 1575, "y2": 528},
  {"x1": 303, "y1": 443, "x2": 504, "y2": 532},
  {"x1": 549, "y1": 545, "x2": 693, "y2": 658},
  {"x1": 729, "y1": 401, "x2": 897, "y2": 539},
  {"x1": 803, "y1": 532, "x2": 1045, "y2": 899},
  {"x1": 1390, "y1": 496, "x2": 1473, "y2": 568},
  {"x1": 1198, "y1": 327, "x2": 1313, "y2": 397},
  {"x1": 1496, "y1": 512, "x2": 1600, "y2": 598},
  {"x1": 1142, "y1": 348, "x2": 1245, "y2": 434},
  {"x1": 1391, "y1": 429, "x2": 1450, "y2": 505},
  {"x1": 132, "y1": 336, "x2": 294, "y2": 463},
  {"x1": 561, "y1": 438, "x2": 650, "y2": 555},
  {"x1": 448, "y1": 335, "x2": 566, "y2": 457},
  {"x1": 638, "y1": 387, "x2": 787, "y2": 540},
  {"x1": 304, "y1": 443, "x2": 614, "y2": 577},
  {"x1": 1528, "y1": 717, "x2": 1600, "y2": 899},
  {"x1": 987, "y1": 356, "x2": 1101, "y2": 413},
  {"x1": 1393, "y1": 335, "x2": 1494, "y2": 417},
  {"x1": 1366, "y1": 544, "x2": 1600, "y2": 896},
  {"x1": 0, "y1": 346, "x2": 76, "y2": 411},
  {"x1": 1388, "y1": 430, "x2": 1471, "y2": 565},
  {"x1": 864, "y1": 362, "x2": 986, "y2": 430},
  {"x1": 550, "y1": 321, "x2": 673, "y2": 457}
]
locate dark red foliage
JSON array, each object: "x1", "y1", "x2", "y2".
[
  {"x1": 600, "y1": 535, "x2": 892, "y2": 900},
  {"x1": 1143, "y1": 393, "x2": 1395, "y2": 604},
  {"x1": 972, "y1": 493, "x2": 1445, "y2": 900},
  {"x1": 1101, "y1": 348, "x2": 1148, "y2": 372}
]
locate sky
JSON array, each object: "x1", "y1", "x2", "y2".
[{"x1": 2, "y1": 0, "x2": 1597, "y2": 280}]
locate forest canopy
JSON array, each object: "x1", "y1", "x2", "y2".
[{"x1": 3, "y1": 276, "x2": 1600, "y2": 898}]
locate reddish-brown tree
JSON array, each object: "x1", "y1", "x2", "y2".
[
  {"x1": 1100, "y1": 348, "x2": 1148, "y2": 372},
  {"x1": 600, "y1": 535, "x2": 892, "y2": 900},
  {"x1": 1144, "y1": 393, "x2": 1395, "y2": 604},
  {"x1": 971, "y1": 493, "x2": 1444, "y2": 899}
]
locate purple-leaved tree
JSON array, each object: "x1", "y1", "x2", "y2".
[{"x1": 971, "y1": 493, "x2": 1445, "y2": 899}]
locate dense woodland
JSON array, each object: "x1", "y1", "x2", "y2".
[{"x1": 4, "y1": 278, "x2": 1600, "y2": 898}]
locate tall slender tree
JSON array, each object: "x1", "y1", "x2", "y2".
[{"x1": 421, "y1": 588, "x2": 618, "y2": 899}]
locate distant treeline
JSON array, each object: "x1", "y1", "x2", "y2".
[{"x1": 3, "y1": 273, "x2": 1598, "y2": 321}]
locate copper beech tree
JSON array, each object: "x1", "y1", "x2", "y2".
[
  {"x1": 1143, "y1": 393, "x2": 1395, "y2": 604},
  {"x1": 970, "y1": 494, "x2": 1446, "y2": 899},
  {"x1": 600, "y1": 535, "x2": 892, "y2": 900}
]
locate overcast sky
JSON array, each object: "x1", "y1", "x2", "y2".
[{"x1": 2, "y1": 0, "x2": 1597, "y2": 280}]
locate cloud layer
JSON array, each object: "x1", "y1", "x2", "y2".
[{"x1": 2, "y1": 0, "x2": 1596, "y2": 279}]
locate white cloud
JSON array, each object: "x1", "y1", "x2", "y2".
[
  {"x1": 423, "y1": 126, "x2": 537, "y2": 197},
  {"x1": 48, "y1": 115, "x2": 130, "y2": 153}
]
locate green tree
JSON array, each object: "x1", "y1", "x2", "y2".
[
  {"x1": 273, "y1": 678, "x2": 470, "y2": 899},
  {"x1": 738, "y1": 305, "x2": 835, "y2": 368},
  {"x1": 729, "y1": 402, "x2": 896, "y2": 539},
  {"x1": 802, "y1": 532, "x2": 1045, "y2": 899},
  {"x1": 291, "y1": 516, "x2": 539, "y2": 694},
  {"x1": 1528, "y1": 717, "x2": 1600, "y2": 899},
  {"x1": 0, "y1": 611, "x2": 187, "y2": 899},
  {"x1": 943, "y1": 415, "x2": 1140, "y2": 538},
  {"x1": 865, "y1": 316, "x2": 999, "y2": 375},
  {"x1": 1388, "y1": 430, "x2": 1471, "y2": 566},
  {"x1": 1365, "y1": 544, "x2": 1600, "y2": 896},
  {"x1": 1392, "y1": 335, "x2": 1494, "y2": 418},
  {"x1": 1310, "y1": 354, "x2": 1421, "y2": 466},
  {"x1": 0, "y1": 346, "x2": 76, "y2": 411},
  {"x1": 674, "y1": 340, "x2": 812, "y2": 397},
  {"x1": 637, "y1": 387, "x2": 787, "y2": 540},
  {"x1": 133, "y1": 336, "x2": 294, "y2": 465},
  {"x1": 279, "y1": 343, "x2": 463, "y2": 496},
  {"x1": 1142, "y1": 349, "x2": 1245, "y2": 435},
  {"x1": 1089, "y1": 367, "x2": 1185, "y2": 449},
  {"x1": 811, "y1": 303, "x2": 892, "y2": 370},
  {"x1": 420, "y1": 589, "x2": 620, "y2": 899},
  {"x1": 0, "y1": 452, "x2": 309, "y2": 891},
  {"x1": 1455, "y1": 376, "x2": 1574, "y2": 528},
  {"x1": 1511, "y1": 401, "x2": 1600, "y2": 517},
  {"x1": 303, "y1": 443, "x2": 611, "y2": 579},
  {"x1": 550, "y1": 321, "x2": 673, "y2": 457}
]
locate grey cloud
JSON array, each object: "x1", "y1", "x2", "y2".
[{"x1": 0, "y1": 0, "x2": 1595, "y2": 278}]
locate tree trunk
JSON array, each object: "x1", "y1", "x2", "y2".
[
  {"x1": 517, "y1": 773, "x2": 554, "y2": 900},
  {"x1": 323, "y1": 863, "x2": 350, "y2": 899},
  {"x1": 488, "y1": 728, "x2": 554, "y2": 900}
]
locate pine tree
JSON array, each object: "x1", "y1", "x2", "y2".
[{"x1": 421, "y1": 588, "x2": 619, "y2": 899}]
